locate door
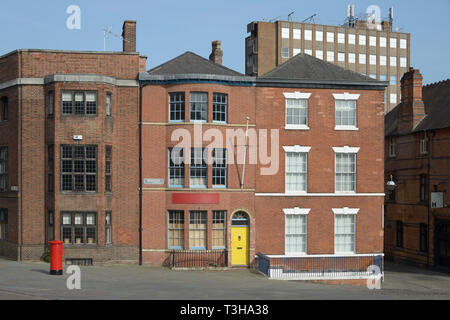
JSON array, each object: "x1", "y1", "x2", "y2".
[
  {"x1": 436, "y1": 220, "x2": 450, "y2": 269},
  {"x1": 231, "y1": 226, "x2": 249, "y2": 266}
]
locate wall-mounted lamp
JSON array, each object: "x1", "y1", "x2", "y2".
[{"x1": 386, "y1": 174, "x2": 396, "y2": 191}]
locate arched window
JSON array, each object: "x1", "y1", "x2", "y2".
[{"x1": 231, "y1": 211, "x2": 249, "y2": 226}]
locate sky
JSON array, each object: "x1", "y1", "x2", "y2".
[{"x1": 0, "y1": 0, "x2": 449, "y2": 84}]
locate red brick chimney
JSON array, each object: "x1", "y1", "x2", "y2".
[
  {"x1": 122, "y1": 20, "x2": 136, "y2": 52},
  {"x1": 209, "y1": 40, "x2": 223, "y2": 65},
  {"x1": 398, "y1": 68, "x2": 426, "y2": 134}
]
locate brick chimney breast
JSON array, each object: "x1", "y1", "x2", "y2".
[
  {"x1": 398, "y1": 68, "x2": 426, "y2": 134},
  {"x1": 209, "y1": 40, "x2": 223, "y2": 65},
  {"x1": 122, "y1": 20, "x2": 136, "y2": 52}
]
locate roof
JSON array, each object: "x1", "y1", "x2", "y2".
[
  {"x1": 261, "y1": 53, "x2": 379, "y2": 83},
  {"x1": 385, "y1": 79, "x2": 450, "y2": 136},
  {"x1": 146, "y1": 51, "x2": 243, "y2": 77}
]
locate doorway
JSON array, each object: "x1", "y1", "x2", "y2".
[{"x1": 231, "y1": 211, "x2": 249, "y2": 266}]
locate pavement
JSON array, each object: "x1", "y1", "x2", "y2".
[{"x1": 0, "y1": 258, "x2": 449, "y2": 300}]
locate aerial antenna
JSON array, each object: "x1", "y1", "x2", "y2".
[
  {"x1": 287, "y1": 11, "x2": 295, "y2": 21},
  {"x1": 302, "y1": 14, "x2": 317, "y2": 24},
  {"x1": 103, "y1": 27, "x2": 130, "y2": 51},
  {"x1": 389, "y1": 6, "x2": 394, "y2": 24},
  {"x1": 346, "y1": 4, "x2": 356, "y2": 27}
]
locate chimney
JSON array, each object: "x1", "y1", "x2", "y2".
[
  {"x1": 209, "y1": 40, "x2": 223, "y2": 65},
  {"x1": 381, "y1": 20, "x2": 392, "y2": 32},
  {"x1": 398, "y1": 68, "x2": 425, "y2": 134},
  {"x1": 122, "y1": 20, "x2": 136, "y2": 52}
]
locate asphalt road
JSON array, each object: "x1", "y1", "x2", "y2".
[{"x1": 0, "y1": 258, "x2": 449, "y2": 300}]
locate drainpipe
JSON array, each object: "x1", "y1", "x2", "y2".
[
  {"x1": 138, "y1": 84, "x2": 143, "y2": 266},
  {"x1": 427, "y1": 131, "x2": 433, "y2": 267},
  {"x1": 18, "y1": 51, "x2": 23, "y2": 262}
]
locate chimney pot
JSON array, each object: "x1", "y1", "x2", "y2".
[{"x1": 209, "y1": 40, "x2": 223, "y2": 65}]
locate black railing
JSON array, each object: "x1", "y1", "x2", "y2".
[
  {"x1": 257, "y1": 253, "x2": 384, "y2": 280},
  {"x1": 165, "y1": 249, "x2": 228, "y2": 268}
]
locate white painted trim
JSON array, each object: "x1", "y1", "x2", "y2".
[
  {"x1": 284, "y1": 124, "x2": 310, "y2": 130},
  {"x1": 332, "y1": 92, "x2": 360, "y2": 101},
  {"x1": 283, "y1": 145, "x2": 311, "y2": 153},
  {"x1": 255, "y1": 193, "x2": 385, "y2": 197},
  {"x1": 334, "y1": 125, "x2": 359, "y2": 131},
  {"x1": 283, "y1": 91, "x2": 312, "y2": 99},
  {"x1": 0, "y1": 78, "x2": 44, "y2": 90},
  {"x1": 283, "y1": 207, "x2": 311, "y2": 215},
  {"x1": 261, "y1": 253, "x2": 383, "y2": 258},
  {"x1": 332, "y1": 146, "x2": 360, "y2": 153},
  {"x1": 332, "y1": 207, "x2": 360, "y2": 215}
]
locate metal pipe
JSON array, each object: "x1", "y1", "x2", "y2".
[{"x1": 240, "y1": 116, "x2": 250, "y2": 189}]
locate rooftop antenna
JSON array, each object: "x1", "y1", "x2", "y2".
[
  {"x1": 302, "y1": 14, "x2": 317, "y2": 24},
  {"x1": 288, "y1": 11, "x2": 295, "y2": 21},
  {"x1": 103, "y1": 27, "x2": 130, "y2": 51},
  {"x1": 346, "y1": 4, "x2": 356, "y2": 27},
  {"x1": 389, "y1": 6, "x2": 394, "y2": 24}
]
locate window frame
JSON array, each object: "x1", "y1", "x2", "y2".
[
  {"x1": 61, "y1": 91, "x2": 98, "y2": 116},
  {"x1": 189, "y1": 210, "x2": 207, "y2": 250},
  {"x1": 168, "y1": 147, "x2": 185, "y2": 188},
  {"x1": 333, "y1": 147, "x2": 359, "y2": 194},
  {"x1": 0, "y1": 208, "x2": 7, "y2": 241},
  {"x1": 212, "y1": 210, "x2": 226, "y2": 249},
  {"x1": 0, "y1": 147, "x2": 8, "y2": 192},
  {"x1": 105, "y1": 145, "x2": 112, "y2": 193},
  {"x1": 189, "y1": 92, "x2": 208, "y2": 122},
  {"x1": 389, "y1": 137, "x2": 396, "y2": 157},
  {"x1": 105, "y1": 211, "x2": 112, "y2": 245},
  {"x1": 1, "y1": 97, "x2": 8, "y2": 122},
  {"x1": 190, "y1": 148, "x2": 208, "y2": 188},
  {"x1": 47, "y1": 91, "x2": 54, "y2": 116},
  {"x1": 284, "y1": 147, "x2": 310, "y2": 194},
  {"x1": 61, "y1": 211, "x2": 97, "y2": 245},
  {"x1": 334, "y1": 212, "x2": 357, "y2": 254},
  {"x1": 284, "y1": 210, "x2": 309, "y2": 255},
  {"x1": 212, "y1": 93, "x2": 227, "y2": 123},
  {"x1": 419, "y1": 223, "x2": 428, "y2": 253},
  {"x1": 283, "y1": 92, "x2": 311, "y2": 130},
  {"x1": 168, "y1": 210, "x2": 184, "y2": 249},
  {"x1": 396, "y1": 220, "x2": 403, "y2": 248},
  {"x1": 60, "y1": 145, "x2": 98, "y2": 193},
  {"x1": 105, "y1": 92, "x2": 112, "y2": 117},
  {"x1": 169, "y1": 92, "x2": 185, "y2": 123},
  {"x1": 333, "y1": 93, "x2": 359, "y2": 130},
  {"x1": 420, "y1": 131, "x2": 429, "y2": 155},
  {"x1": 47, "y1": 145, "x2": 54, "y2": 192},
  {"x1": 212, "y1": 148, "x2": 227, "y2": 188}
]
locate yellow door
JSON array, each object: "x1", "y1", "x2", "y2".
[{"x1": 231, "y1": 227, "x2": 249, "y2": 266}]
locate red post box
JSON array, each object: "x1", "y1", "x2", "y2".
[{"x1": 49, "y1": 240, "x2": 64, "y2": 275}]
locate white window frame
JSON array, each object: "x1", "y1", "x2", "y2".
[
  {"x1": 359, "y1": 54, "x2": 366, "y2": 64},
  {"x1": 337, "y1": 52, "x2": 345, "y2": 62},
  {"x1": 390, "y1": 38, "x2": 397, "y2": 48},
  {"x1": 327, "y1": 32, "x2": 334, "y2": 43},
  {"x1": 337, "y1": 33, "x2": 345, "y2": 44},
  {"x1": 369, "y1": 55, "x2": 377, "y2": 65},
  {"x1": 284, "y1": 92, "x2": 311, "y2": 130},
  {"x1": 293, "y1": 48, "x2": 301, "y2": 56},
  {"x1": 282, "y1": 27, "x2": 290, "y2": 39},
  {"x1": 281, "y1": 47, "x2": 290, "y2": 59},
  {"x1": 420, "y1": 132, "x2": 429, "y2": 155},
  {"x1": 348, "y1": 53, "x2": 355, "y2": 64},
  {"x1": 293, "y1": 28, "x2": 301, "y2": 40},
  {"x1": 390, "y1": 56, "x2": 397, "y2": 67},
  {"x1": 304, "y1": 49, "x2": 312, "y2": 56},
  {"x1": 400, "y1": 57, "x2": 407, "y2": 68},
  {"x1": 316, "y1": 50, "x2": 323, "y2": 60},
  {"x1": 348, "y1": 34, "x2": 356, "y2": 45},
  {"x1": 390, "y1": 93, "x2": 397, "y2": 104},
  {"x1": 333, "y1": 93, "x2": 359, "y2": 131},
  {"x1": 333, "y1": 208, "x2": 358, "y2": 254},
  {"x1": 380, "y1": 56, "x2": 387, "y2": 66},
  {"x1": 380, "y1": 37, "x2": 387, "y2": 47},
  {"x1": 283, "y1": 145, "x2": 311, "y2": 194},
  {"x1": 316, "y1": 31, "x2": 323, "y2": 42},
  {"x1": 369, "y1": 36, "x2": 377, "y2": 47},
  {"x1": 305, "y1": 30, "x2": 312, "y2": 41},
  {"x1": 284, "y1": 208, "x2": 310, "y2": 255},
  {"x1": 327, "y1": 51, "x2": 334, "y2": 63},
  {"x1": 333, "y1": 147, "x2": 359, "y2": 194},
  {"x1": 359, "y1": 35, "x2": 366, "y2": 46},
  {"x1": 400, "y1": 39, "x2": 407, "y2": 49}
]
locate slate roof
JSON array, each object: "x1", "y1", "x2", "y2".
[
  {"x1": 385, "y1": 79, "x2": 450, "y2": 136},
  {"x1": 261, "y1": 53, "x2": 378, "y2": 83},
  {"x1": 147, "y1": 51, "x2": 243, "y2": 77}
]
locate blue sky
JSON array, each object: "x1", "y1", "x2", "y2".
[{"x1": 1, "y1": 0, "x2": 449, "y2": 84}]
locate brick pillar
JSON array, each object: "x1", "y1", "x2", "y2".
[
  {"x1": 209, "y1": 40, "x2": 223, "y2": 65},
  {"x1": 122, "y1": 20, "x2": 136, "y2": 52},
  {"x1": 398, "y1": 68, "x2": 425, "y2": 134}
]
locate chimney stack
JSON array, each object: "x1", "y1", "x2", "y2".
[
  {"x1": 398, "y1": 68, "x2": 426, "y2": 134},
  {"x1": 209, "y1": 40, "x2": 223, "y2": 65},
  {"x1": 122, "y1": 20, "x2": 136, "y2": 52}
]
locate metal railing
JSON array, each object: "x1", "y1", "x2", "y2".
[
  {"x1": 257, "y1": 253, "x2": 383, "y2": 280},
  {"x1": 165, "y1": 249, "x2": 227, "y2": 268}
]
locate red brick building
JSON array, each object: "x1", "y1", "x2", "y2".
[
  {"x1": 385, "y1": 69, "x2": 450, "y2": 271},
  {"x1": 0, "y1": 21, "x2": 146, "y2": 263}
]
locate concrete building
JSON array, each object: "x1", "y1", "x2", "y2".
[
  {"x1": 385, "y1": 69, "x2": 450, "y2": 271},
  {"x1": 245, "y1": 6, "x2": 410, "y2": 113}
]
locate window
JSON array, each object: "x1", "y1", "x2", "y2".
[
  {"x1": 390, "y1": 76, "x2": 397, "y2": 85},
  {"x1": 47, "y1": 92, "x2": 54, "y2": 116},
  {"x1": 359, "y1": 35, "x2": 366, "y2": 46},
  {"x1": 390, "y1": 38, "x2": 397, "y2": 48},
  {"x1": 335, "y1": 100, "x2": 357, "y2": 128},
  {"x1": 61, "y1": 145, "x2": 97, "y2": 192},
  {"x1": 304, "y1": 30, "x2": 312, "y2": 41},
  {"x1": 389, "y1": 137, "x2": 396, "y2": 157},
  {"x1": 348, "y1": 53, "x2": 355, "y2": 64},
  {"x1": 61, "y1": 91, "x2": 97, "y2": 115},
  {"x1": 105, "y1": 92, "x2": 112, "y2": 116},
  {"x1": 420, "y1": 131, "x2": 429, "y2": 154},
  {"x1": 420, "y1": 174, "x2": 428, "y2": 202},
  {"x1": 380, "y1": 75, "x2": 387, "y2": 81},
  {"x1": 316, "y1": 50, "x2": 323, "y2": 60},
  {"x1": 327, "y1": 51, "x2": 334, "y2": 62},
  {"x1": 212, "y1": 211, "x2": 226, "y2": 249},
  {"x1": 335, "y1": 153, "x2": 357, "y2": 192},
  {"x1": 390, "y1": 94, "x2": 397, "y2": 104},
  {"x1": 169, "y1": 92, "x2": 185, "y2": 122},
  {"x1": 380, "y1": 37, "x2": 387, "y2": 47},
  {"x1": 420, "y1": 224, "x2": 428, "y2": 253},
  {"x1": 105, "y1": 146, "x2": 112, "y2": 192},
  {"x1": 281, "y1": 47, "x2": 289, "y2": 58},
  {"x1": 326, "y1": 32, "x2": 334, "y2": 43},
  {"x1": 369, "y1": 36, "x2": 376, "y2": 46},
  {"x1": 168, "y1": 148, "x2": 184, "y2": 187},
  {"x1": 0, "y1": 147, "x2": 7, "y2": 192},
  {"x1": 61, "y1": 212, "x2": 97, "y2": 245},
  {"x1": 396, "y1": 220, "x2": 403, "y2": 248},
  {"x1": 380, "y1": 56, "x2": 387, "y2": 66},
  {"x1": 390, "y1": 56, "x2": 397, "y2": 67},
  {"x1": 293, "y1": 28, "x2": 301, "y2": 40},
  {"x1": 189, "y1": 210, "x2": 207, "y2": 249},
  {"x1": 335, "y1": 214, "x2": 356, "y2": 253},
  {"x1": 400, "y1": 39, "x2": 407, "y2": 49},
  {"x1": 369, "y1": 55, "x2": 377, "y2": 65},
  {"x1": 359, "y1": 54, "x2": 366, "y2": 64},
  {"x1": 212, "y1": 148, "x2": 227, "y2": 188},
  {"x1": 285, "y1": 152, "x2": 307, "y2": 192},
  {"x1": 285, "y1": 97, "x2": 308, "y2": 127},
  {"x1": 337, "y1": 33, "x2": 345, "y2": 44},
  {"x1": 190, "y1": 92, "x2": 208, "y2": 122},
  {"x1": 47, "y1": 145, "x2": 54, "y2": 192},
  {"x1": 348, "y1": 34, "x2": 356, "y2": 45},
  {"x1": 304, "y1": 49, "x2": 312, "y2": 56},
  {"x1": 281, "y1": 27, "x2": 290, "y2": 39},
  {"x1": 316, "y1": 31, "x2": 323, "y2": 42},
  {"x1": 105, "y1": 211, "x2": 112, "y2": 245},
  {"x1": 293, "y1": 48, "x2": 301, "y2": 56},
  {"x1": 47, "y1": 210, "x2": 54, "y2": 241},
  {"x1": 285, "y1": 214, "x2": 307, "y2": 254},
  {"x1": 213, "y1": 93, "x2": 227, "y2": 123},
  {"x1": 338, "y1": 52, "x2": 345, "y2": 62},
  {"x1": 1, "y1": 97, "x2": 8, "y2": 121},
  {"x1": 400, "y1": 57, "x2": 407, "y2": 68},
  {"x1": 0, "y1": 209, "x2": 7, "y2": 240},
  {"x1": 190, "y1": 148, "x2": 207, "y2": 188},
  {"x1": 168, "y1": 210, "x2": 184, "y2": 249}
]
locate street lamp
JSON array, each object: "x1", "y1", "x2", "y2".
[{"x1": 386, "y1": 174, "x2": 396, "y2": 191}]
